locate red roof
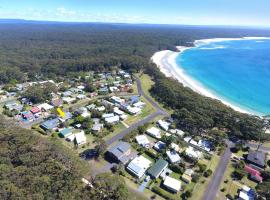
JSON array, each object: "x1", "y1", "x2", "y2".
[
  {"x1": 245, "y1": 165, "x2": 263, "y2": 182},
  {"x1": 30, "y1": 106, "x2": 41, "y2": 114}
]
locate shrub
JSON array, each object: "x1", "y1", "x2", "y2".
[
  {"x1": 145, "y1": 149, "x2": 157, "y2": 159},
  {"x1": 203, "y1": 169, "x2": 213, "y2": 177},
  {"x1": 151, "y1": 186, "x2": 176, "y2": 200},
  {"x1": 169, "y1": 164, "x2": 184, "y2": 174}
]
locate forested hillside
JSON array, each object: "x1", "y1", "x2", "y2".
[
  {"x1": 0, "y1": 116, "x2": 136, "y2": 200},
  {"x1": 1, "y1": 22, "x2": 270, "y2": 83}
]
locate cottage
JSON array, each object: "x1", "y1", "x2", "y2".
[
  {"x1": 41, "y1": 118, "x2": 59, "y2": 131},
  {"x1": 146, "y1": 127, "x2": 161, "y2": 139},
  {"x1": 133, "y1": 101, "x2": 146, "y2": 108},
  {"x1": 129, "y1": 96, "x2": 140, "y2": 104},
  {"x1": 30, "y1": 106, "x2": 41, "y2": 115},
  {"x1": 135, "y1": 135, "x2": 150, "y2": 148},
  {"x1": 92, "y1": 123, "x2": 103, "y2": 132},
  {"x1": 157, "y1": 120, "x2": 171, "y2": 131},
  {"x1": 238, "y1": 185, "x2": 256, "y2": 200},
  {"x1": 244, "y1": 165, "x2": 263, "y2": 183},
  {"x1": 163, "y1": 176, "x2": 181, "y2": 193},
  {"x1": 169, "y1": 129, "x2": 185, "y2": 137},
  {"x1": 154, "y1": 141, "x2": 166, "y2": 152},
  {"x1": 76, "y1": 94, "x2": 86, "y2": 100},
  {"x1": 246, "y1": 150, "x2": 266, "y2": 168},
  {"x1": 86, "y1": 104, "x2": 96, "y2": 110},
  {"x1": 102, "y1": 113, "x2": 115, "y2": 119},
  {"x1": 166, "y1": 150, "x2": 181, "y2": 163},
  {"x1": 60, "y1": 128, "x2": 73, "y2": 138},
  {"x1": 62, "y1": 97, "x2": 76, "y2": 104},
  {"x1": 62, "y1": 91, "x2": 73, "y2": 97},
  {"x1": 75, "y1": 131, "x2": 87, "y2": 146},
  {"x1": 185, "y1": 146, "x2": 202, "y2": 160},
  {"x1": 127, "y1": 156, "x2": 152, "y2": 178},
  {"x1": 147, "y1": 159, "x2": 168, "y2": 179},
  {"x1": 111, "y1": 96, "x2": 125, "y2": 105},
  {"x1": 114, "y1": 107, "x2": 124, "y2": 116},
  {"x1": 105, "y1": 116, "x2": 120, "y2": 124},
  {"x1": 51, "y1": 98, "x2": 63, "y2": 107},
  {"x1": 37, "y1": 103, "x2": 54, "y2": 111},
  {"x1": 171, "y1": 143, "x2": 180, "y2": 152},
  {"x1": 96, "y1": 106, "x2": 106, "y2": 112},
  {"x1": 107, "y1": 141, "x2": 133, "y2": 164},
  {"x1": 98, "y1": 87, "x2": 109, "y2": 95},
  {"x1": 126, "y1": 106, "x2": 141, "y2": 115},
  {"x1": 198, "y1": 139, "x2": 213, "y2": 152}
]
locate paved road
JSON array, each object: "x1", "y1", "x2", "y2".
[
  {"x1": 202, "y1": 141, "x2": 234, "y2": 200},
  {"x1": 106, "y1": 78, "x2": 169, "y2": 145}
]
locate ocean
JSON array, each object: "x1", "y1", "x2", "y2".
[{"x1": 176, "y1": 38, "x2": 270, "y2": 116}]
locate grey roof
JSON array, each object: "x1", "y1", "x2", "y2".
[
  {"x1": 41, "y1": 118, "x2": 59, "y2": 130},
  {"x1": 247, "y1": 150, "x2": 266, "y2": 167},
  {"x1": 147, "y1": 159, "x2": 168, "y2": 178},
  {"x1": 108, "y1": 141, "x2": 131, "y2": 159}
]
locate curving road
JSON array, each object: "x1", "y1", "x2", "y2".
[{"x1": 106, "y1": 78, "x2": 169, "y2": 145}]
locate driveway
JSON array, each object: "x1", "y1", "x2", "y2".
[{"x1": 138, "y1": 177, "x2": 150, "y2": 192}]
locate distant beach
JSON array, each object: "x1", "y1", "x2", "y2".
[{"x1": 151, "y1": 38, "x2": 270, "y2": 116}]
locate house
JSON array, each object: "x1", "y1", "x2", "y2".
[
  {"x1": 58, "y1": 111, "x2": 72, "y2": 122},
  {"x1": 185, "y1": 146, "x2": 202, "y2": 159},
  {"x1": 76, "y1": 94, "x2": 86, "y2": 100},
  {"x1": 98, "y1": 87, "x2": 109, "y2": 95},
  {"x1": 157, "y1": 120, "x2": 171, "y2": 131},
  {"x1": 126, "y1": 156, "x2": 152, "y2": 178},
  {"x1": 169, "y1": 129, "x2": 185, "y2": 137},
  {"x1": 133, "y1": 101, "x2": 146, "y2": 108},
  {"x1": 154, "y1": 141, "x2": 166, "y2": 152},
  {"x1": 114, "y1": 107, "x2": 124, "y2": 116},
  {"x1": 30, "y1": 106, "x2": 41, "y2": 115},
  {"x1": 62, "y1": 97, "x2": 76, "y2": 104},
  {"x1": 4, "y1": 101, "x2": 23, "y2": 112},
  {"x1": 81, "y1": 111, "x2": 91, "y2": 118},
  {"x1": 171, "y1": 143, "x2": 180, "y2": 152},
  {"x1": 40, "y1": 118, "x2": 59, "y2": 131},
  {"x1": 111, "y1": 96, "x2": 125, "y2": 105},
  {"x1": 92, "y1": 123, "x2": 103, "y2": 133},
  {"x1": 62, "y1": 91, "x2": 73, "y2": 97},
  {"x1": 163, "y1": 176, "x2": 181, "y2": 193},
  {"x1": 107, "y1": 141, "x2": 133, "y2": 164},
  {"x1": 244, "y1": 165, "x2": 263, "y2": 183},
  {"x1": 21, "y1": 111, "x2": 34, "y2": 121},
  {"x1": 51, "y1": 98, "x2": 63, "y2": 107},
  {"x1": 126, "y1": 106, "x2": 141, "y2": 115},
  {"x1": 60, "y1": 128, "x2": 73, "y2": 138},
  {"x1": 109, "y1": 86, "x2": 119, "y2": 92},
  {"x1": 198, "y1": 139, "x2": 213, "y2": 152},
  {"x1": 102, "y1": 113, "x2": 115, "y2": 119},
  {"x1": 184, "y1": 136, "x2": 192, "y2": 143},
  {"x1": 37, "y1": 103, "x2": 54, "y2": 111},
  {"x1": 166, "y1": 150, "x2": 181, "y2": 163},
  {"x1": 105, "y1": 116, "x2": 120, "y2": 124},
  {"x1": 135, "y1": 135, "x2": 150, "y2": 148},
  {"x1": 120, "y1": 114, "x2": 128, "y2": 120},
  {"x1": 86, "y1": 104, "x2": 96, "y2": 111},
  {"x1": 147, "y1": 159, "x2": 168, "y2": 179},
  {"x1": 129, "y1": 96, "x2": 140, "y2": 104},
  {"x1": 146, "y1": 127, "x2": 161, "y2": 139},
  {"x1": 182, "y1": 169, "x2": 194, "y2": 183},
  {"x1": 74, "y1": 131, "x2": 87, "y2": 146},
  {"x1": 246, "y1": 150, "x2": 266, "y2": 168},
  {"x1": 96, "y1": 106, "x2": 105, "y2": 112},
  {"x1": 238, "y1": 185, "x2": 256, "y2": 200}
]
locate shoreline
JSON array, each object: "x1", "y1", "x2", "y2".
[{"x1": 151, "y1": 37, "x2": 270, "y2": 116}]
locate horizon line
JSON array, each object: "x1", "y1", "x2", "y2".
[{"x1": 1, "y1": 18, "x2": 270, "y2": 30}]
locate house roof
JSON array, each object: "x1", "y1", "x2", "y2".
[
  {"x1": 136, "y1": 135, "x2": 150, "y2": 147},
  {"x1": 163, "y1": 176, "x2": 181, "y2": 192},
  {"x1": 146, "y1": 127, "x2": 161, "y2": 139},
  {"x1": 60, "y1": 128, "x2": 72, "y2": 137},
  {"x1": 30, "y1": 106, "x2": 40, "y2": 114},
  {"x1": 247, "y1": 150, "x2": 266, "y2": 167},
  {"x1": 147, "y1": 159, "x2": 168, "y2": 178},
  {"x1": 166, "y1": 150, "x2": 181, "y2": 163},
  {"x1": 41, "y1": 118, "x2": 59, "y2": 130},
  {"x1": 127, "y1": 156, "x2": 152, "y2": 178},
  {"x1": 108, "y1": 141, "x2": 131, "y2": 159},
  {"x1": 75, "y1": 131, "x2": 86, "y2": 144}
]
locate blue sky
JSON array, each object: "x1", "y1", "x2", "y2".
[{"x1": 0, "y1": 0, "x2": 269, "y2": 26}]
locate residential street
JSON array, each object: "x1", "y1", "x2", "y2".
[{"x1": 202, "y1": 141, "x2": 234, "y2": 200}]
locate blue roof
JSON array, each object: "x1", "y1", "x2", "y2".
[
  {"x1": 130, "y1": 96, "x2": 139, "y2": 104},
  {"x1": 60, "y1": 128, "x2": 72, "y2": 136},
  {"x1": 41, "y1": 118, "x2": 59, "y2": 130}
]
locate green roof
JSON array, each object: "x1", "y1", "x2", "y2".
[{"x1": 147, "y1": 158, "x2": 168, "y2": 178}]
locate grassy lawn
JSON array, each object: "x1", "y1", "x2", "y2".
[
  {"x1": 216, "y1": 159, "x2": 258, "y2": 200},
  {"x1": 103, "y1": 123, "x2": 126, "y2": 140},
  {"x1": 189, "y1": 154, "x2": 221, "y2": 200}
]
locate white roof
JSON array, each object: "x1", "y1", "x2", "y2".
[
  {"x1": 166, "y1": 150, "x2": 181, "y2": 163},
  {"x1": 136, "y1": 135, "x2": 150, "y2": 147},
  {"x1": 105, "y1": 115, "x2": 120, "y2": 124},
  {"x1": 127, "y1": 106, "x2": 141, "y2": 114},
  {"x1": 184, "y1": 136, "x2": 192, "y2": 143},
  {"x1": 171, "y1": 143, "x2": 180, "y2": 152},
  {"x1": 163, "y1": 176, "x2": 181, "y2": 192},
  {"x1": 62, "y1": 97, "x2": 76, "y2": 103},
  {"x1": 81, "y1": 112, "x2": 91, "y2": 118},
  {"x1": 133, "y1": 101, "x2": 146, "y2": 108},
  {"x1": 97, "y1": 106, "x2": 105, "y2": 112},
  {"x1": 127, "y1": 156, "x2": 151, "y2": 178},
  {"x1": 190, "y1": 139, "x2": 198, "y2": 146},
  {"x1": 185, "y1": 146, "x2": 202, "y2": 159},
  {"x1": 157, "y1": 120, "x2": 171, "y2": 131},
  {"x1": 239, "y1": 191, "x2": 250, "y2": 200},
  {"x1": 146, "y1": 127, "x2": 161, "y2": 139},
  {"x1": 242, "y1": 185, "x2": 251, "y2": 192},
  {"x1": 120, "y1": 114, "x2": 128, "y2": 120},
  {"x1": 75, "y1": 131, "x2": 86, "y2": 145},
  {"x1": 77, "y1": 94, "x2": 86, "y2": 99},
  {"x1": 66, "y1": 134, "x2": 75, "y2": 142},
  {"x1": 37, "y1": 103, "x2": 54, "y2": 110},
  {"x1": 114, "y1": 107, "x2": 124, "y2": 115},
  {"x1": 102, "y1": 113, "x2": 115, "y2": 119}
]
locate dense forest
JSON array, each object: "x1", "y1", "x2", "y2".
[
  {"x1": 1, "y1": 22, "x2": 270, "y2": 83},
  {"x1": 0, "y1": 116, "x2": 143, "y2": 200}
]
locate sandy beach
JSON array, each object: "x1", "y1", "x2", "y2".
[{"x1": 150, "y1": 38, "x2": 267, "y2": 115}]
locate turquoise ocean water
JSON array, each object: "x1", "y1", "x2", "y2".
[{"x1": 176, "y1": 38, "x2": 270, "y2": 116}]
